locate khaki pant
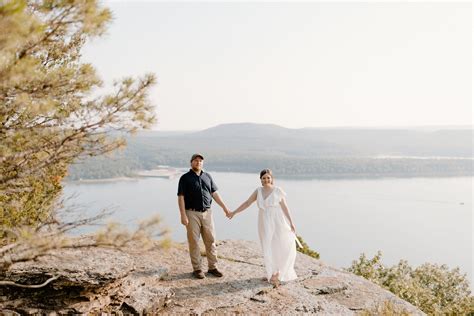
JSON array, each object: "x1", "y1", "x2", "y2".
[{"x1": 185, "y1": 209, "x2": 218, "y2": 271}]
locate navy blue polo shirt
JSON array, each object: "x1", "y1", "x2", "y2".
[{"x1": 177, "y1": 169, "x2": 218, "y2": 210}]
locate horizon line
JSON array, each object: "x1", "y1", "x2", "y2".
[{"x1": 148, "y1": 122, "x2": 474, "y2": 132}]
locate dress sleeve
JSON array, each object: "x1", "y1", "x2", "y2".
[{"x1": 278, "y1": 187, "x2": 287, "y2": 202}]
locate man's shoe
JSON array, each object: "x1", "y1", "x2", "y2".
[
  {"x1": 208, "y1": 268, "x2": 224, "y2": 277},
  {"x1": 192, "y1": 270, "x2": 205, "y2": 279}
]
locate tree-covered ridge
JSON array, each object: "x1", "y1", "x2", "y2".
[{"x1": 67, "y1": 125, "x2": 473, "y2": 180}]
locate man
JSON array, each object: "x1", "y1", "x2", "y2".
[{"x1": 177, "y1": 153, "x2": 230, "y2": 279}]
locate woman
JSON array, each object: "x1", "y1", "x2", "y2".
[{"x1": 228, "y1": 169, "x2": 297, "y2": 286}]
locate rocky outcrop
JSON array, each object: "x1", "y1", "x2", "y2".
[
  {"x1": 0, "y1": 246, "x2": 173, "y2": 314},
  {"x1": 0, "y1": 240, "x2": 424, "y2": 315}
]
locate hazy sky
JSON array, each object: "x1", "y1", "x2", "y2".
[{"x1": 82, "y1": 1, "x2": 472, "y2": 130}]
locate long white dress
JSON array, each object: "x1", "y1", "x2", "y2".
[{"x1": 257, "y1": 186, "x2": 297, "y2": 282}]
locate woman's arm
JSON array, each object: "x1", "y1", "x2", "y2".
[
  {"x1": 280, "y1": 197, "x2": 296, "y2": 232},
  {"x1": 228, "y1": 190, "x2": 258, "y2": 219}
]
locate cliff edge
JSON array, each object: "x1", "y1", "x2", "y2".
[{"x1": 0, "y1": 239, "x2": 424, "y2": 315}]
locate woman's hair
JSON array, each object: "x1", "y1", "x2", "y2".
[{"x1": 259, "y1": 169, "x2": 274, "y2": 184}]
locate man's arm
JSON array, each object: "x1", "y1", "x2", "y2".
[
  {"x1": 212, "y1": 191, "x2": 230, "y2": 216},
  {"x1": 178, "y1": 195, "x2": 188, "y2": 226},
  {"x1": 177, "y1": 175, "x2": 188, "y2": 226}
]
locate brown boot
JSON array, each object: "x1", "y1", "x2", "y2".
[
  {"x1": 192, "y1": 270, "x2": 205, "y2": 279},
  {"x1": 207, "y1": 268, "x2": 224, "y2": 277}
]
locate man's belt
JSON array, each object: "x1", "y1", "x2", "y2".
[{"x1": 187, "y1": 208, "x2": 210, "y2": 212}]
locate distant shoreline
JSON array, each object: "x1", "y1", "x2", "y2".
[{"x1": 66, "y1": 176, "x2": 141, "y2": 184}]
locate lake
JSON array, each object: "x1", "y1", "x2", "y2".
[{"x1": 63, "y1": 173, "x2": 473, "y2": 289}]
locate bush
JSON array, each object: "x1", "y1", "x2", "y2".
[
  {"x1": 357, "y1": 300, "x2": 411, "y2": 316},
  {"x1": 347, "y1": 251, "x2": 474, "y2": 314}
]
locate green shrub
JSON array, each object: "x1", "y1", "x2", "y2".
[
  {"x1": 347, "y1": 251, "x2": 474, "y2": 314},
  {"x1": 357, "y1": 300, "x2": 411, "y2": 316}
]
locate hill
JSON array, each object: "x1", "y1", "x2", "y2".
[{"x1": 67, "y1": 123, "x2": 473, "y2": 180}]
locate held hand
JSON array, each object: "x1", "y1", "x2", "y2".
[
  {"x1": 181, "y1": 215, "x2": 189, "y2": 226},
  {"x1": 227, "y1": 211, "x2": 235, "y2": 219},
  {"x1": 223, "y1": 207, "x2": 230, "y2": 217}
]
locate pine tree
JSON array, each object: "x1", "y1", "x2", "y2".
[{"x1": 0, "y1": 0, "x2": 156, "y2": 228}]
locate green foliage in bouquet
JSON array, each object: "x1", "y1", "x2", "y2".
[{"x1": 296, "y1": 235, "x2": 320, "y2": 259}]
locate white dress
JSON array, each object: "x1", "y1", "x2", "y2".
[{"x1": 257, "y1": 186, "x2": 297, "y2": 282}]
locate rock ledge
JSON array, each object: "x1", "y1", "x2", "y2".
[{"x1": 0, "y1": 240, "x2": 424, "y2": 315}]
